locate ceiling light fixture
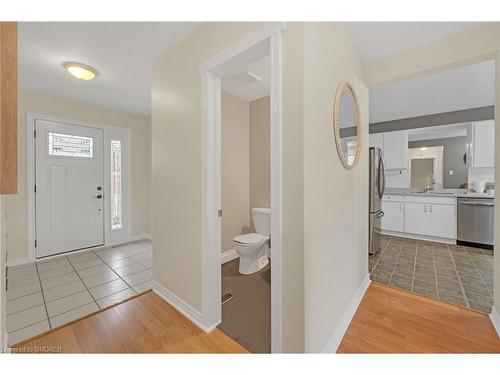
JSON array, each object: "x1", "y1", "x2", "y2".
[{"x1": 63, "y1": 62, "x2": 97, "y2": 81}]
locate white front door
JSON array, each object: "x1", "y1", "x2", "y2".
[{"x1": 35, "y1": 120, "x2": 104, "y2": 258}]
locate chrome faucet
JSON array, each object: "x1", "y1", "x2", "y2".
[{"x1": 425, "y1": 173, "x2": 436, "y2": 192}]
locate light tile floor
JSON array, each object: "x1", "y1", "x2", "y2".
[
  {"x1": 370, "y1": 235, "x2": 494, "y2": 313},
  {"x1": 6, "y1": 239, "x2": 153, "y2": 346}
]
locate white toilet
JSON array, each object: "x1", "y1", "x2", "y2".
[{"x1": 233, "y1": 208, "x2": 271, "y2": 275}]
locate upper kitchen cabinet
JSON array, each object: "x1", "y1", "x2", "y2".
[
  {"x1": 382, "y1": 131, "x2": 408, "y2": 169},
  {"x1": 0, "y1": 22, "x2": 17, "y2": 194},
  {"x1": 471, "y1": 120, "x2": 494, "y2": 168},
  {"x1": 369, "y1": 133, "x2": 384, "y2": 150}
]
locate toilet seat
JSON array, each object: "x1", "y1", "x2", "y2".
[{"x1": 233, "y1": 233, "x2": 268, "y2": 245}]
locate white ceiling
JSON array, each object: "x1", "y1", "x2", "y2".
[
  {"x1": 19, "y1": 22, "x2": 201, "y2": 115},
  {"x1": 350, "y1": 22, "x2": 486, "y2": 62},
  {"x1": 221, "y1": 55, "x2": 270, "y2": 102},
  {"x1": 369, "y1": 60, "x2": 495, "y2": 123}
]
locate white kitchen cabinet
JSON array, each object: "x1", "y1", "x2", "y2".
[
  {"x1": 403, "y1": 196, "x2": 456, "y2": 239},
  {"x1": 369, "y1": 133, "x2": 383, "y2": 150},
  {"x1": 404, "y1": 202, "x2": 428, "y2": 236},
  {"x1": 427, "y1": 203, "x2": 455, "y2": 239},
  {"x1": 382, "y1": 131, "x2": 408, "y2": 170},
  {"x1": 472, "y1": 120, "x2": 494, "y2": 168},
  {"x1": 381, "y1": 199, "x2": 404, "y2": 232}
]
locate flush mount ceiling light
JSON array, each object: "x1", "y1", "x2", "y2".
[{"x1": 63, "y1": 62, "x2": 97, "y2": 81}]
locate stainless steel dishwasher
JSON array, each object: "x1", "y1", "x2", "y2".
[{"x1": 457, "y1": 197, "x2": 494, "y2": 249}]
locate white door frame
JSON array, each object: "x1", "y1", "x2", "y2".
[
  {"x1": 27, "y1": 113, "x2": 132, "y2": 262},
  {"x1": 199, "y1": 22, "x2": 284, "y2": 353}
]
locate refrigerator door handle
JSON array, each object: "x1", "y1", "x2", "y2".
[{"x1": 378, "y1": 155, "x2": 386, "y2": 199}]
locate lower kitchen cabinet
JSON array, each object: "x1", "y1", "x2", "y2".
[
  {"x1": 384, "y1": 195, "x2": 456, "y2": 241},
  {"x1": 381, "y1": 199, "x2": 404, "y2": 232},
  {"x1": 404, "y1": 202, "x2": 428, "y2": 236},
  {"x1": 426, "y1": 203, "x2": 455, "y2": 239}
]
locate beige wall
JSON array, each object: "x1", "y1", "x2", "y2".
[
  {"x1": 4, "y1": 91, "x2": 151, "y2": 262},
  {"x1": 152, "y1": 22, "x2": 305, "y2": 352},
  {"x1": 249, "y1": 95, "x2": 271, "y2": 222},
  {"x1": 221, "y1": 92, "x2": 250, "y2": 252},
  {"x1": 303, "y1": 23, "x2": 369, "y2": 352}
]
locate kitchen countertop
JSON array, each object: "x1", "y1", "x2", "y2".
[{"x1": 384, "y1": 188, "x2": 494, "y2": 199}]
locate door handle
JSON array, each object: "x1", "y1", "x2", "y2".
[
  {"x1": 376, "y1": 211, "x2": 385, "y2": 218},
  {"x1": 93, "y1": 194, "x2": 103, "y2": 199}
]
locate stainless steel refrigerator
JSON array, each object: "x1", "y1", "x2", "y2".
[{"x1": 369, "y1": 147, "x2": 385, "y2": 255}]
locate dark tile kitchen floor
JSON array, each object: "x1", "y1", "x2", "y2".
[{"x1": 370, "y1": 235, "x2": 494, "y2": 313}]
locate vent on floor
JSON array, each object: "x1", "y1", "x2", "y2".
[{"x1": 221, "y1": 293, "x2": 233, "y2": 304}]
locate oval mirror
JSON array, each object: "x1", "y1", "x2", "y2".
[{"x1": 333, "y1": 81, "x2": 362, "y2": 169}]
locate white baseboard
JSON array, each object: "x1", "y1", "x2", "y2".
[
  {"x1": 322, "y1": 273, "x2": 371, "y2": 353},
  {"x1": 152, "y1": 280, "x2": 215, "y2": 333},
  {"x1": 6, "y1": 257, "x2": 28, "y2": 267},
  {"x1": 490, "y1": 307, "x2": 500, "y2": 339},
  {"x1": 380, "y1": 230, "x2": 455, "y2": 245},
  {"x1": 221, "y1": 249, "x2": 239, "y2": 264},
  {"x1": 130, "y1": 233, "x2": 152, "y2": 241}
]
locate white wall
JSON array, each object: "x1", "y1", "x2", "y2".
[
  {"x1": 4, "y1": 91, "x2": 151, "y2": 262},
  {"x1": 0, "y1": 197, "x2": 6, "y2": 347},
  {"x1": 221, "y1": 92, "x2": 250, "y2": 252},
  {"x1": 303, "y1": 23, "x2": 369, "y2": 352},
  {"x1": 249, "y1": 96, "x2": 271, "y2": 222}
]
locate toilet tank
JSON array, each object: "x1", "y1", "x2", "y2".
[{"x1": 252, "y1": 208, "x2": 271, "y2": 237}]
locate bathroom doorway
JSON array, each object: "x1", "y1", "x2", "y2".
[
  {"x1": 199, "y1": 24, "x2": 283, "y2": 352},
  {"x1": 218, "y1": 66, "x2": 272, "y2": 352}
]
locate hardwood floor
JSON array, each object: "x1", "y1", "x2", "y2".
[
  {"x1": 13, "y1": 291, "x2": 248, "y2": 353},
  {"x1": 338, "y1": 282, "x2": 500, "y2": 353}
]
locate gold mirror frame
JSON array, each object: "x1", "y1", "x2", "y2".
[{"x1": 333, "y1": 81, "x2": 362, "y2": 169}]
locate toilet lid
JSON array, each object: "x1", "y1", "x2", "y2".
[{"x1": 233, "y1": 233, "x2": 267, "y2": 244}]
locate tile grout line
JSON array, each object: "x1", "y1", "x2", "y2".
[
  {"x1": 387, "y1": 238, "x2": 404, "y2": 285},
  {"x1": 463, "y1": 248, "x2": 494, "y2": 300},
  {"x1": 370, "y1": 235, "x2": 390, "y2": 273},
  {"x1": 93, "y1": 250, "x2": 139, "y2": 296},
  {"x1": 447, "y1": 244, "x2": 471, "y2": 309},
  {"x1": 67, "y1": 253, "x2": 102, "y2": 311},
  {"x1": 431, "y1": 243, "x2": 440, "y2": 300},
  {"x1": 34, "y1": 261, "x2": 52, "y2": 330},
  {"x1": 410, "y1": 241, "x2": 418, "y2": 292}
]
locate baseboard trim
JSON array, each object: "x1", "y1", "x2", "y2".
[
  {"x1": 221, "y1": 249, "x2": 239, "y2": 264},
  {"x1": 6, "y1": 257, "x2": 28, "y2": 267},
  {"x1": 152, "y1": 280, "x2": 215, "y2": 333},
  {"x1": 129, "y1": 233, "x2": 152, "y2": 241},
  {"x1": 490, "y1": 307, "x2": 500, "y2": 339},
  {"x1": 380, "y1": 230, "x2": 455, "y2": 245},
  {"x1": 322, "y1": 273, "x2": 371, "y2": 353}
]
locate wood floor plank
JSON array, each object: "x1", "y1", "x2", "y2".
[
  {"x1": 13, "y1": 291, "x2": 248, "y2": 353},
  {"x1": 338, "y1": 282, "x2": 500, "y2": 353}
]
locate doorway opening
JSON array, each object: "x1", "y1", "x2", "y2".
[{"x1": 200, "y1": 23, "x2": 283, "y2": 353}]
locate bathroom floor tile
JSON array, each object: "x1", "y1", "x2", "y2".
[
  {"x1": 38, "y1": 264, "x2": 75, "y2": 280},
  {"x1": 113, "y1": 262, "x2": 147, "y2": 277},
  {"x1": 7, "y1": 273, "x2": 40, "y2": 288},
  {"x1": 36, "y1": 257, "x2": 71, "y2": 272},
  {"x1": 106, "y1": 256, "x2": 138, "y2": 269},
  {"x1": 132, "y1": 280, "x2": 153, "y2": 293},
  {"x1": 71, "y1": 257, "x2": 104, "y2": 271}
]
